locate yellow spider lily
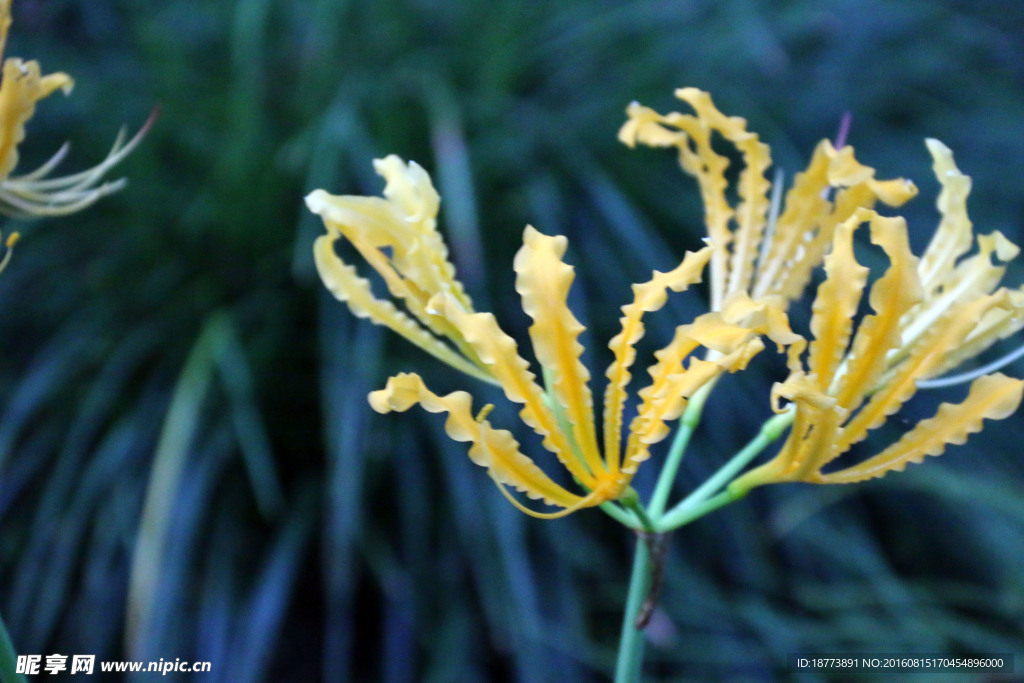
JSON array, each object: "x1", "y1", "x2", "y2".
[
  {"x1": 309, "y1": 157, "x2": 770, "y2": 517},
  {"x1": 622, "y1": 89, "x2": 1023, "y2": 491},
  {"x1": 727, "y1": 142, "x2": 1024, "y2": 491},
  {"x1": 0, "y1": 0, "x2": 149, "y2": 219}
]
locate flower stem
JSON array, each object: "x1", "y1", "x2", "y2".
[
  {"x1": 614, "y1": 535, "x2": 651, "y2": 683},
  {"x1": 647, "y1": 381, "x2": 715, "y2": 518},
  {"x1": 0, "y1": 611, "x2": 27, "y2": 683},
  {"x1": 659, "y1": 406, "x2": 794, "y2": 530}
]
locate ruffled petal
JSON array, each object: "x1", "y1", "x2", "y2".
[
  {"x1": 619, "y1": 97, "x2": 734, "y2": 308},
  {"x1": 816, "y1": 373, "x2": 1024, "y2": 484},
  {"x1": 757, "y1": 141, "x2": 916, "y2": 302},
  {"x1": 313, "y1": 227, "x2": 494, "y2": 384},
  {"x1": 428, "y1": 292, "x2": 598, "y2": 488},
  {"x1": 933, "y1": 287, "x2": 1024, "y2": 377},
  {"x1": 918, "y1": 139, "x2": 974, "y2": 296},
  {"x1": 513, "y1": 226, "x2": 603, "y2": 477},
  {"x1": 675, "y1": 88, "x2": 773, "y2": 301},
  {"x1": 602, "y1": 246, "x2": 712, "y2": 473},
  {"x1": 806, "y1": 211, "x2": 869, "y2": 388},
  {"x1": 832, "y1": 211, "x2": 922, "y2": 414},
  {"x1": 752, "y1": 141, "x2": 832, "y2": 300},
  {"x1": 0, "y1": 58, "x2": 73, "y2": 180},
  {"x1": 899, "y1": 231, "x2": 1019, "y2": 359},
  {"x1": 624, "y1": 313, "x2": 765, "y2": 479},
  {"x1": 836, "y1": 291, "x2": 1011, "y2": 453},
  {"x1": 728, "y1": 373, "x2": 844, "y2": 493},
  {"x1": 305, "y1": 155, "x2": 474, "y2": 321},
  {"x1": 368, "y1": 373, "x2": 587, "y2": 509}
]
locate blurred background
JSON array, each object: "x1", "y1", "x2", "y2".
[{"x1": 1, "y1": 0, "x2": 1023, "y2": 680}]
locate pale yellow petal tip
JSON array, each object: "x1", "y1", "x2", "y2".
[
  {"x1": 982, "y1": 230, "x2": 1020, "y2": 263},
  {"x1": 5, "y1": 230, "x2": 18, "y2": 248},
  {"x1": 367, "y1": 372, "x2": 426, "y2": 414},
  {"x1": 304, "y1": 189, "x2": 332, "y2": 215}
]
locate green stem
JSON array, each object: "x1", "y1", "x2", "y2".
[
  {"x1": 659, "y1": 407, "x2": 795, "y2": 530},
  {"x1": 658, "y1": 488, "x2": 744, "y2": 530},
  {"x1": 647, "y1": 381, "x2": 715, "y2": 518},
  {"x1": 614, "y1": 535, "x2": 651, "y2": 683},
  {"x1": 600, "y1": 500, "x2": 643, "y2": 530},
  {"x1": 0, "y1": 611, "x2": 27, "y2": 683}
]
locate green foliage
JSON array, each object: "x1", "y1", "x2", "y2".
[{"x1": 1, "y1": 0, "x2": 1023, "y2": 679}]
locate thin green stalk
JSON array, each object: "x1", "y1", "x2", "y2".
[
  {"x1": 660, "y1": 407, "x2": 795, "y2": 530},
  {"x1": 600, "y1": 500, "x2": 643, "y2": 529},
  {"x1": 614, "y1": 536, "x2": 651, "y2": 683},
  {"x1": 647, "y1": 381, "x2": 715, "y2": 518},
  {"x1": 0, "y1": 611, "x2": 27, "y2": 683},
  {"x1": 658, "y1": 488, "x2": 744, "y2": 530}
]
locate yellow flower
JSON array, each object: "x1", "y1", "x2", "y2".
[
  {"x1": 309, "y1": 157, "x2": 769, "y2": 517},
  {"x1": 621, "y1": 89, "x2": 1023, "y2": 491},
  {"x1": 727, "y1": 142, "x2": 1024, "y2": 492},
  {"x1": 0, "y1": 0, "x2": 150, "y2": 218}
]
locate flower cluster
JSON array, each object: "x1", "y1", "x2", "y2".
[{"x1": 309, "y1": 88, "x2": 1023, "y2": 517}]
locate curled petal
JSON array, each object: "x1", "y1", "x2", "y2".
[
  {"x1": 832, "y1": 212, "x2": 923, "y2": 413},
  {"x1": 900, "y1": 230, "x2": 1020, "y2": 357},
  {"x1": 0, "y1": 58, "x2": 73, "y2": 180},
  {"x1": 603, "y1": 247, "x2": 712, "y2": 472},
  {"x1": 806, "y1": 212, "x2": 868, "y2": 387},
  {"x1": 675, "y1": 88, "x2": 773, "y2": 300},
  {"x1": 428, "y1": 293, "x2": 599, "y2": 488},
  {"x1": 306, "y1": 156, "x2": 474, "y2": 315},
  {"x1": 514, "y1": 226, "x2": 602, "y2": 477},
  {"x1": 836, "y1": 291, "x2": 1010, "y2": 453},
  {"x1": 369, "y1": 373, "x2": 587, "y2": 509},
  {"x1": 759, "y1": 141, "x2": 916, "y2": 303},
  {"x1": 619, "y1": 97, "x2": 734, "y2": 308},
  {"x1": 625, "y1": 313, "x2": 765, "y2": 478},
  {"x1": 918, "y1": 139, "x2": 974, "y2": 296},
  {"x1": 933, "y1": 287, "x2": 1024, "y2": 377},
  {"x1": 721, "y1": 291, "x2": 803, "y2": 350},
  {"x1": 313, "y1": 228, "x2": 494, "y2": 384},
  {"x1": 729, "y1": 374, "x2": 844, "y2": 493},
  {"x1": 816, "y1": 373, "x2": 1024, "y2": 484},
  {"x1": 752, "y1": 141, "x2": 832, "y2": 300}
]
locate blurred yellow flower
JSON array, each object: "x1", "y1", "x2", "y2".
[
  {"x1": 309, "y1": 157, "x2": 769, "y2": 517},
  {"x1": 0, "y1": 0, "x2": 149, "y2": 219}
]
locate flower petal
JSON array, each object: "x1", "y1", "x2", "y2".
[
  {"x1": 752, "y1": 141, "x2": 833, "y2": 300},
  {"x1": 832, "y1": 211, "x2": 923, "y2": 414},
  {"x1": 917, "y1": 139, "x2": 974, "y2": 296},
  {"x1": 899, "y1": 231, "x2": 1019, "y2": 358},
  {"x1": 619, "y1": 97, "x2": 734, "y2": 308},
  {"x1": 0, "y1": 58, "x2": 74, "y2": 180},
  {"x1": 806, "y1": 211, "x2": 869, "y2": 388},
  {"x1": 602, "y1": 246, "x2": 712, "y2": 473},
  {"x1": 306, "y1": 155, "x2": 474, "y2": 317},
  {"x1": 369, "y1": 373, "x2": 587, "y2": 509},
  {"x1": 815, "y1": 373, "x2": 1024, "y2": 484},
  {"x1": 675, "y1": 88, "x2": 773, "y2": 301},
  {"x1": 754, "y1": 140, "x2": 916, "y2": 303},
  {"x1": 513, "y1": 226, "x2": 603, "y2": 478},
  {"x1": 428, "y1": 292, "x2": 599, "y2": 489},
  {"x1": 313, "y1": 228, "x2": 494, "y2": 384},
  {"x1": 624, "y1": 313, "x2": 765, "y2": 477},
  {"x1": 933, "y1": 287, "x2": 1024, "y2": 377},
  {"x1": 835, "y1": 291, "x2": 1011, "y2": 453}
]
